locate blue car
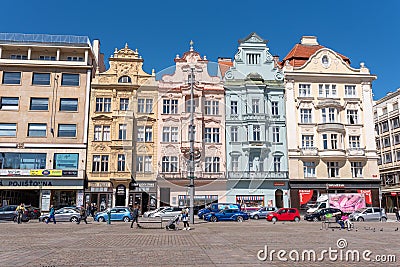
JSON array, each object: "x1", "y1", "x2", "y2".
[
  {"x1": 204, "y1": 209, "x2": 249, "y2": 222},
  {"x1": 198, "y1": 203, "x2": 241, "y2": 219},
  {"x1": 94, "y1": 206, "x2": 133, "y2": 222}
]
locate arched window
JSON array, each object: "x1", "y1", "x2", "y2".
[{"x1": 118, "y1": 76, "x2": 131, "y2": 83}]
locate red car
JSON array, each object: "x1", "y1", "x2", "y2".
[{"x1": 266, "y1": 208, "x2": 300, "y2": 222}]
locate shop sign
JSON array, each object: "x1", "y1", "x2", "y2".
[
  {"x1": 0, "y1": 169, "x2": 30, "y2": 176},
  {"x1": 30, "y1": 169, "x2": 62, "y2": 176},
  {"x1": 391, "y1": 192, "x2": 398, "y2": 196},
  {"x1": 116, "y1": 185, "x2": 126, "y2": 195},
  {"x1": 327, "y1": 184, "x2": 345, "y2": 189},
  {"x1": 274, "y1": 182, "x2": 286, "y2": 186},
  {"x1": 76, "y1": 190, "x2": 84, "y2": 206},
  {"x1": 62, "y1": 170, "x2": 78, "y2": 177},
  {"x1": 299, "y1": 190, "x2": 313, "y2": 205},
  {"x1": 0, "y1": 179, "x2": 53, "y2": 186},
  {"x1": 41, "y1": 190, "x2": 51, "y2": 212},
  {"x1": 89, "y1": 182, "x2": 112, "y2": 188}
]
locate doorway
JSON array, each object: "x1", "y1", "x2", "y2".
[
  {"x1": 275, "y1": 189, "x2": 283, "y2": 208},
  {"x1": 115, "y1": 184, "x2": 126, "y2": 206}
]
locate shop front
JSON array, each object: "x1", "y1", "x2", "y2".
[
  {"x1": 290, "y1": 180, "x2": 381, "y2": 212},
  {"x1": 0, "y1": 169, "x2": 83, "y2": 211},
  {"x1": 226, "y1": 180, "x2": 289, "y2": 211},
  {"x1": 86, "y1": 182, "x2": 113, "y2": 212},
  {"x1": 129, "y1": 181, "x2": 157, "y2": 214},
  {"x1": 381, "y1": 190, "x2": 400, "y2": 212}
]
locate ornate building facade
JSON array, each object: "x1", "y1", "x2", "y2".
[
  {"x1": 223, "y1": 33, "x2": 289, "y2": 209},
  {"x1": 0, "y1": 33, "x2": 101, "y2": 210},
  {"x1": 283, "y1": 36, "x2": 380, "y2": 209},
  {"x1": 87, "y1": 44, "x2": 157, "y2": 212},
  {"x1": 374, "y1": 89, "x2": 400, "y2": 211},
  {"x1": 157, "y1": 44, "x2": 226, "y2": 207}
]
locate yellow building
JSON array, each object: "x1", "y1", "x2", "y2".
[{"x1": 87, "y1": 44, "x2": 157, "y2": 212}]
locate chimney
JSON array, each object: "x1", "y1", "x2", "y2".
[
  {"x1": 218, "y1": 57, "x2": 232, "y2": 64},
  {"x1": 300, "y1": 36, "x2": 319, "y2": 46}
]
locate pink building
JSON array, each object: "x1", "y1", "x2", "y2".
[{"x1": 157, "y1": 44, "x2": 226, "y2": 207}]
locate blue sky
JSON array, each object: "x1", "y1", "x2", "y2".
[{"x1": 1, "y1": 0, "x2": 399, "y2": 99}]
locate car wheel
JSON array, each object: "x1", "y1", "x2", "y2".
[
  {"x1": 98, "y1": 217, "x2": 105, "y2": 222},
  {"x1": 357, "y1": 217, "x2": 364, "y2": 222},
  {"x1": 198, "y1": 215, "x2": 203, "y2": 219},
  {"x1": 254, "y1": 215, "x2": 259, "y2": 220},
  {"x1": 294, "y1": 217, "x2": 300, "y2": 222},
  {"x1": 237, "y1": 216, "x2": 244, "y2": 222},
  {"x1": 271, "y1": 217, "x2": 277, "y2": 223},
  {"x1": 123, "y1": 216, "x2": 130, "y2": 222},
  {"x1": 70, "y1": 216, "x2": 78, "y2": 223},
  {"x1": 210, "y1": 216, "x2": 218, "y2": 222},
  {"x1": 312, "y1": 217, "x2": 319, "y2": 222},
  {"x1": 381, "y1": 217, "x2": 387, "y2": 222}
]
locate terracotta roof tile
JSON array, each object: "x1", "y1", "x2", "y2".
[{"x1": 281, "y1": 43, "x2": 350, "y2": 67}]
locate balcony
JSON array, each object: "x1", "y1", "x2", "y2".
[
  {"x1": 158, "y1": 172, "x2": 225, "y2": 180},
  {"x1": 300, "y1": 147, "x2": 319, "y2": 156},
  {"x1": 227, "y1": 171, "x2": 288, "y2": 180},
  {"x1": 317, "y1": 123, "x2": 345, "y2": 133},
  {"x1": 242, "y1": 140, "x2": 271, "y2": 150},
  {"x1": 319, "y1": 149, "x2": 346, "y2": 159},
  {"x1": 347, "y1": 148, "x2": 365, "y2": 157},
  {"x1": 242, "y1": 114, "x2": 269, "y2": 121}
]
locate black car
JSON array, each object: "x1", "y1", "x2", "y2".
[{"x1": 304, "y1": 208, "x2": 342, "y2": 222}]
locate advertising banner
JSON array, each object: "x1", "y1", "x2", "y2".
[
  {"x1": 329, "y1": 193, "x2": 366, "y2": 213},
  {"x1": 30, "y1": 170, "x2": 62, "y2": 176},
  {"x1": 299, "y1": 190, "x2": 313, "y2": 205}
]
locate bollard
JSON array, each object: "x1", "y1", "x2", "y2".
[{"x1": 107, "y1": 209, "x2": 111, "y2": 225}]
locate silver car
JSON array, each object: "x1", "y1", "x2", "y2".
[
  {"x1": 39, "y1": 208, "x2": 81, "y2": 223},
  {"x1": 150, "y1": 207, "x2": 182, "y2": 218},
  {"x1": 143, "y1": 206, "x2": 170, "y2": 217},
  {"x1": 349, "y1": 207, "x2": 387, "y2": 222}
]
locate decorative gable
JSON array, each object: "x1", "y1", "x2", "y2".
[{"x1": 239, "y1": 32, "x2": 268, "y2": 44}]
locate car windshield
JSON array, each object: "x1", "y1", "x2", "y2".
[{"x1": 310, "y1": 203, "x2": 320, "y2": 208}]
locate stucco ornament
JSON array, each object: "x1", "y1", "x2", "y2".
[
  {"x1": 265, "y1": 52, "x2": 273, "y2": 63},
  {"x1": 275, "y1": 71, "x2": 284, "y2": 81},
  {"x1": 225, "y1": 70, "x2": 233, "y2": 80},
  {"x1": 234, "y1": 49, "x2": 243, "y2": 62}
]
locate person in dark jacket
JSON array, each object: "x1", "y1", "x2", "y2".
[
  {"x1": 77, "y1": 205, "x2": 87, "y2": 224},
  {"x1": 394, "y1": 207, "x2": 400, "y2": 222},
  {"x1": 130, "y1": 205, "x2": 140, "y2": 228}
]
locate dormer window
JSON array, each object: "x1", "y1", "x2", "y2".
[
  {"x1": 118, "y1": 76, "x2": 131, "y2": 83},
  {"x1": 246, "y1": 53, "x2": 260, "y2": 65}
]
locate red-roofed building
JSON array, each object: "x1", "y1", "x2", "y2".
[{"x1": 282, "y1": 36, "x2": 380, "y2": 210}]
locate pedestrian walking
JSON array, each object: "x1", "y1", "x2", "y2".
[
  {"x1": 91, "y1": 203, "x2": 97, "y2": 217},
  {"x1": 394, "y1": 207, "x2": 400, "y2": 222},
  {"x1": 86, "y1": 203, "x2": 91, "y2": 217},
  {"x1": 130, "y1": 205, "x2": 140, "y2": 228},
  {"x1": 77, "y1": 205, "x2": 88, "y2": 224},
  {"x1": 46, "y1": 205, "x2": 56, "y2": 224},
  {"x1": 15, "y1": 203, "x2": 25, "y2": 224},
  {"x1": 181, "y1": 208, "x2": 190, "y2": 230}
]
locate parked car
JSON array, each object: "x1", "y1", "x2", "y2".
[
  {"x1": 249, "y1": 207, "x2": 278, "y2": 219},
  {"x1": 150, "y1": 207, "x2": 182, "y2": 218},
  {"x1": 266, "y1": 208, "x2": 301, "y2": 222},
  {"x1": 204, "y1": 209, "x2": 249, "y2": 222},
  {"x1": 304, "y1": 208, "x2": 342, "y2": 222},
  {"x1": 349, "y1": 207, "x2": 387, "y2": 222},
  {"x1": 94, "y1": 207, "x2": 133, "y2": 222},
  {"x1": 143, "y1": 206, "x2": 170, "y2": 218},
  {"x1": 0, "y1": 205, "x2": 19, "y2": 221},
  {"x1": 198, "y1": 203, "x2": 241, "y2": 219},
  {"x1": 39, "y1": 208, "x2": 81, "y2": 222}
]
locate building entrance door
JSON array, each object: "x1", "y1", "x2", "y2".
[
  {"x1": 275, "y1": 189, "x2": 283, "y2": 208},
  {"x1": 115, "y1": 184, "x2": 126, "y2": 206}
]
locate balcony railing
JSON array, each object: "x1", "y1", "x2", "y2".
[
  {"x1": 317, "y1": 123, "x2": 345, "y2": 132},
  {"x1": 227, "y1": 171, "x2": 288, "y2": 180},
  {"x1": 158, "y1": 172, "x2": 225, "y2": 180},
  {"x1": 242, "y1": 114, "x2": 269, "y2": 121},
  {"x1": 300, "y1": 147, "x2": 319, "y2": 156},
  {"x1": 347, "y1": 147, "x2": 365, "y2": 156}
]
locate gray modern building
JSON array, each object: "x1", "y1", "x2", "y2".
[{"x1": 221, "y1": 33, "x2": 289, "y2": 210}]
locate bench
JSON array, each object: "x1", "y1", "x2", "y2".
[{"x1": 137, "y1": 217, "x2": 171, "y2": 229}]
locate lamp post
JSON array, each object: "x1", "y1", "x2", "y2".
[{"x1": 188, "y1": 62, "x2": 195, "y2": 225}]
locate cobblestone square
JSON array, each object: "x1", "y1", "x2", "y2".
[{"x1": 0, "y1": 217, "x2": 399, "y2": 267}]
